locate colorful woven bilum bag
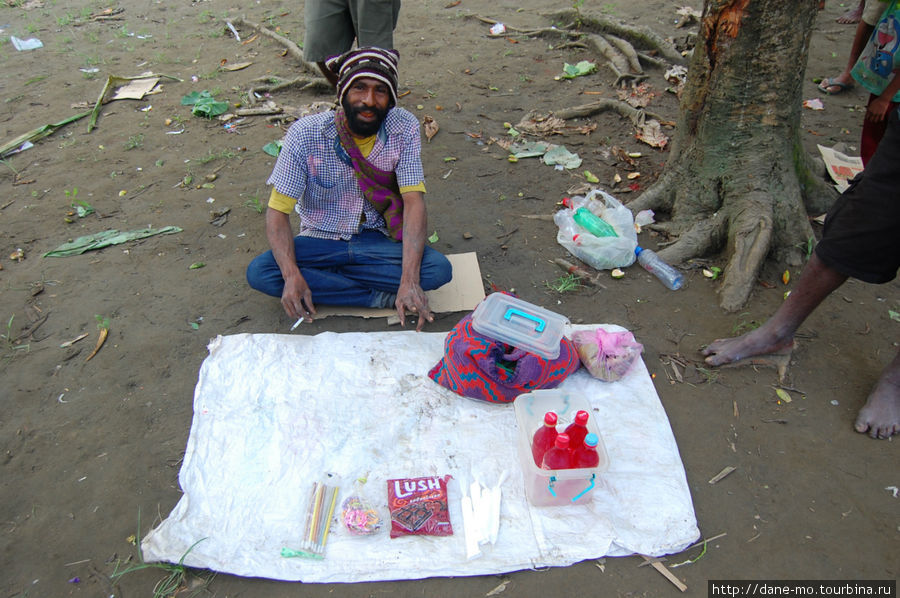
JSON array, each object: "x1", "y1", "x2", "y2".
[{"x1": 427, "y1": 313, "x2": 580, "y2": 403}]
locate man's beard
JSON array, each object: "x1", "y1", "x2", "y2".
[{"x1": 341, "y1": 97, "x2": 389, "y2": 136}]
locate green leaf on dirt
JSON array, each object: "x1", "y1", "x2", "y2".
[
  {"x1": 428, "y1": 231, "x2": 439, "y2": 243},
  {"x1": 889, "y1": 310, "x2": 900, "y2": 322},
  {"x1": 190, "y1": 322, "x2": 200, "y2": 330},
  {"x1": 542, "y1": 145, "x2": 582, "y2": 169},
  {"x1": 509, "y1": 140, "x2": 549, "y2": 159},
  {"x1": 775, "y1": 388, "x2": 792, "y2": 403},
  {"x1": 43, "y1": 226, "x2": 183, "y2": 257},
  {"x1": 180, "y1": 91, "x2": 229, "y2": 118},
  {"x1": 72, "y1": 199, "x2": 94, "y2": 218},
  {"x1": 584, "y1": 170, "x2": 599, "y2": 183},
  {"x1": 189, "y1": 262, "x2": 205, "y2": 269},
  {"x1": 262, "y1": 140, "x2": 283, "y2": 157},
  {"x1": 560, "y1": 60, "x2": 597, "y2": 79},
  {"x1": 703, "y1": 266, "x2": 723, "y2": 280}
]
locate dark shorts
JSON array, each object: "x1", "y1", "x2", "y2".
[
  {"x1": 304, "y1": 0, "x2": 401, "y2": 63},
  {"x1": 815, "y1": 107, "x2": 900, "y2": 284}
]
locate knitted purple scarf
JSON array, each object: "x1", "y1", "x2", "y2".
[{"x1": 335, "y1": 108, "x2": 404, "y2": 241}]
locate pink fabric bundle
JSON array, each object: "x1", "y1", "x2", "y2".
[{"x1": 571, "y1": 328, "x2": 643, "y2": 382}]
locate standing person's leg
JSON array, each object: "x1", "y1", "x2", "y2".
[
  {"x1": 860, "y1": 96, "x2": 900, "y2": 165},
  {"x1": 304, "y1": 0, "x2": 355, "y2": 86},
  {"x1": 817, "y1": 14, "x2": 874, "y2": 94},
  {"x1": 707, "y1": 108, "x2": 900, "y2": 438},
  {"x1": 701, "y1": 254, "x2": 848, "y2": 365},
  {"x1": 352, "y1": 0, "x2": 402, "y2": 49}
]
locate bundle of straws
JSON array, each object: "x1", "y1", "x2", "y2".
[{"x1": 283, "y1": 480, "x2": 339, "y2": 559}]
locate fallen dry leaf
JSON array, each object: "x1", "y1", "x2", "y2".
[
  {"x1": 85, "y1": 327, "x2": 108, "y2": 362},
  {"x1": 222, "y1": 61, "x2": 253, "y2": 71},
  {"x1": 515, "y1": 111, "x2": 567, "y2": 136},
  {"x1": 423, "y1": 115, "x2": 439, "y2": 142},
  {"x1": 635, "y1": 118, "x2": 669, "y2": 149}
]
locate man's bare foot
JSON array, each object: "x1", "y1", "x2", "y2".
[
  {"x1": 836, "y1": 3, "x2": 863, "y2": 24},
  {"x1": 854, "y1": 357, "x2": 900, "y2": 439},
  {"x1": 701, "y1": 327, "x2": 794, "y2": 366}
]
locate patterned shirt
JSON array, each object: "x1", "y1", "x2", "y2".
[
  {"x1": 267, "y1": 108, "x2": 425, "y2": 240},
  {"x1": 852, "y1": 0, "x2": 900, "y2": 101}
]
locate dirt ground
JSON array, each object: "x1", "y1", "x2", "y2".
[{"x1": 1, "y1": 1, "x2": 897, "y2": 596}]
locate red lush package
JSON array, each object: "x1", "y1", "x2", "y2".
[{"x1": 387, "y1": 475, "x2": 454, "y2": 538}]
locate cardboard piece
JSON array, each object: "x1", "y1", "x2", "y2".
[
  {"x1": 312, "y1": 252, "x2": 485, "y2": 321},
  {"x1": 817, "y1": 144, "x2": 863, "y2": 193},
  {"x1": 111, "y1": 77, "x2": 160, "y2": 100}
]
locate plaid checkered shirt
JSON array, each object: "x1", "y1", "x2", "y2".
[{"x1": 267, "y1": 108, "x2": 425, "y2": 240}]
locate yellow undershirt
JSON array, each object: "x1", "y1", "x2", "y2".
[{"x1": 268, "y1": 134, "x2": 426, "y2": 214}]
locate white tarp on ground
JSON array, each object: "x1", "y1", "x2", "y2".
[{"x1": 142, "y1": 328, "x2": 699, "y2": 582}]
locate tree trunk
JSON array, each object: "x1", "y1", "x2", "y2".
[{"x1": 627, "y1": 0, "x2": 837, "y2": 311}]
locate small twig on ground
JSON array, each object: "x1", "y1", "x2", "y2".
[
  {"x1": 552, "y1": 258, "x2": 607, "y2": 289},
  {"x1": 639, "y1": 555, "x2": 687, "y2": 592}
]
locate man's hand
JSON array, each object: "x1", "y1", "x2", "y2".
[
  {"x1": 282, "y1": 271, "x2": 316, "y2": 321},
  {"x1": 396, "y1": 281, "x2": 433, "y2": 331},
  {"x1": 396, "y1": 190, "x2": 432, "y2": 331},
  {"x1": 265, "y1": 206, "x2": 316, "y2": 321}
]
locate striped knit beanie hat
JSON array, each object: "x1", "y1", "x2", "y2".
[{"x1": 326, "y1": 46, "x2": 400, "y2": 107}]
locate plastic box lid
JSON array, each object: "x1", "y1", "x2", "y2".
[{"x1": 471, "y1": 293, "x2": 570, "y2": 359}]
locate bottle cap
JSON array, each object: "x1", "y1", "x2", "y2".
[
  {"x1": 635, "y1": 246, "x2": 644, "y2": 256},
  {"x1": 584, "y1": 433, "x2": 599, "y2": 448},
  {"x1": 554, "y1": 433, "x2": 570, "y2": 449},
  {"x1": 543, "y1": 411, "x2": 558, "y2": 425},
  {"x1": 575, "y1": 410, "x2": 589, "y2": 425}
]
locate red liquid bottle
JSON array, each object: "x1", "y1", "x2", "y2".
[
  {"x1": 541, "y1": 433, "x2": 572, "y2": 470},
  {"x1": 572, "y1": 432, "x2": 600, "y2": 468},
  {"x1": 531, "y1": 411, "x2": 559, "y2": 466},
  {"x1": 564, "y1": 410, "x2": 590, "y2": 450}
]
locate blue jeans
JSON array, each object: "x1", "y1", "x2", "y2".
[{"x1": 246, "y1": 229, "x2": 453, "y2": 307}]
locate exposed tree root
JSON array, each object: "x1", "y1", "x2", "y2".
[
  {"x1": 542, "y1": 8, "x2": 687, "y2": 66},
  {"x1": 230, "y1": 17, "x2": 322, "y2": 77},
  {"x1": 625, "y1": 169, "x2": 676, "y2": 214},
  {"x1": 625, "y1": 165, "x2": 811, "y2": 312},
  {"x1": 467, "y1": 9, "x2": 685, "y2": 87},
  {"x1": 655, "y1": 212, "x2": 728, "y2": 265},
  {"x1": 718, "y1": 196, "x2": 774, "y2": 311},
  {"x1": 798, "y1": 150, "x2": 840, "y2": 215},
  {"x1": 244, "y1": 75, "x2": 332, "y2": 105},
  {"x1": 550, "y1": 98, "x2": 665, "y2": 127}
]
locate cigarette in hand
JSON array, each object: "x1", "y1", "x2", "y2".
[{"x1": 290, "y1": 316, "x2": 305, "y2": 331}]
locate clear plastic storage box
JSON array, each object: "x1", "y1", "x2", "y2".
[
  {"x1": 471, "y1": 293, "x2": 570, "y2": 359},
  {"x1": 514, "y1": 389, "x2": 609, "y2": 506}
]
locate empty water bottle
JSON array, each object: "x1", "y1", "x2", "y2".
[{"x1": 635, "y1": 247, "x2": 684, "y2": 290}]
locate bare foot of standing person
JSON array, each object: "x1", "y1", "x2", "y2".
[
  {"x1": 854, "y1": 351, "x2": 900, "y2": 439},
  {"x1": 702, "y1": 324, "x2": 795, "y2": 367}
]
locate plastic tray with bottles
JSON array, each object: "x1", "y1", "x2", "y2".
[{"x1": 514, "y1": 389, "x2": 609, "y2": 507}]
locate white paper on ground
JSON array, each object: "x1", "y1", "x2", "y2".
[{"x1": 141, "y1": 327, "x2": 699, "y2": 582}]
